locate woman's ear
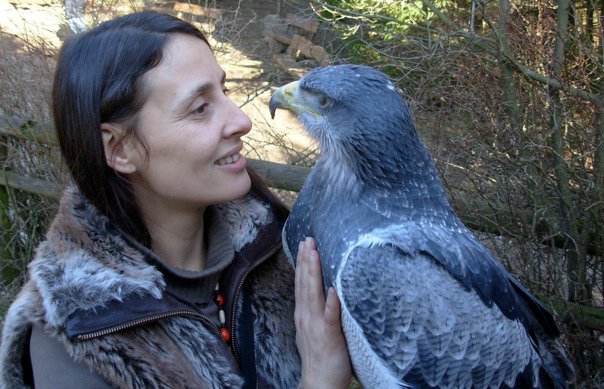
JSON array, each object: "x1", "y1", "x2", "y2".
[{"x1": 101, "y1": 123, "x2": 139, "y2": 174}]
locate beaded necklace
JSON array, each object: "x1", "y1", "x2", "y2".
[{"x1": 214, "y1": 283, "x2": 231, "y2": 342}]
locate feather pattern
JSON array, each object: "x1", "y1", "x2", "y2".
[{"x1": 337, "y1": 245, "x2": 539, "y2": 389}]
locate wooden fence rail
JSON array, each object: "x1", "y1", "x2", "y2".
[{"x1": 0, "y1": 115, "x2": 601, "y2": 256}]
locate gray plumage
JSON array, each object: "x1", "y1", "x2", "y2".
[{"x1": 269, "y1": 65, "x2": 574, "y2": 388}]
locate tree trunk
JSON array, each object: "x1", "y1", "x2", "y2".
[
  {"x1": 0, "y1": 134, "x2": 14, "y2": 283},
  {"x1": 592, "y1": 0, "x2": 604, "y2": 299},
  {"x1": 585, "y1": 0, "x2": 594, "y2": 45},
  {"x1": 548, "y1": 0, "x2": 590, "y2": 302},
  {"x1": 497, "y1": 0, "x2": 522, "y2": 132}
]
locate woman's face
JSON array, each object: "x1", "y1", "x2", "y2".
[{"x1": 129, "y1": 33, "x2": 252, "y2": 211}]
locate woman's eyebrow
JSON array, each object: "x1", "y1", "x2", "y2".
[{"x1": 179, "y1": 70, "x2": 227, "y2": 110}]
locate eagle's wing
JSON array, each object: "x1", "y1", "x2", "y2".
[
  {"x1": 345, "y1": 216, "x2": 560, "y2": 337},
  {"x1": 336, "y1": 240, "x2": 541, "y2": 388},
  {"x1": 281, "y1": 185, "x2": 315, "y2": 266}
]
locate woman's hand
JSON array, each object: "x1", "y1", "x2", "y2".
[{"x1": 295, "y1": 237, "x2": 352, "y2": 389}]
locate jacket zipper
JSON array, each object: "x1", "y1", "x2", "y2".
[
  {"x1": 75, "y1": 310, "x2": 220, "y2": 340},
  {"x1": 230, "y1": 242, "x2": 282, "y2": 365}
]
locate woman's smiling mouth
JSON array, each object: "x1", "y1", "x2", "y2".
[{"x1": 215, "y1": 153, "x2": 241, "y2": 165}]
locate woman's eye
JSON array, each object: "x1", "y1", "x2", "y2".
[
  {"x1": 192, "y1": 103, "x2": 209, "y2": 115},
  {"x1": 319, "y1": 96, "x2": 329, "y2": 107}
]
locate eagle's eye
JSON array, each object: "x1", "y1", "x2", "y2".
[{"x1": 319, "y1": 96, "x2": 329, "y2": 107}]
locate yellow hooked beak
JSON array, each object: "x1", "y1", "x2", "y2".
[{"x1": 269, "y1": 80, "x2": 321, "y2": 119}]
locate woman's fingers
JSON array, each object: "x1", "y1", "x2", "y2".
[
  {"x1": 295, "y1": 237, "x2": 324, "y2": 320},
  {"x1": 303, "y1": 238, "x2": 325, "y2": 317},
  {"x1": 324, "y1": 287, "x2": 341, "y2": 326},
  {"x1": 294, "y1": 237, "x2": 352, "y2": 388},
  {"x1": 295, "y1": 240, "x2": 305, "y2": 307}
]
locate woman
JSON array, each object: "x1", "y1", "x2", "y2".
[{"x1": 0, "y1": 11, "x2": 351, "y2": 388}]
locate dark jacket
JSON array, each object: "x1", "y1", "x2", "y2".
[{"x1": 0, "y1": 187, "x2": 301, "y2": 388}]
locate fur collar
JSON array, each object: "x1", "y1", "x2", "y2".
[{"x1": 31, "y1": 186, "x2": 274, "y2": 329}]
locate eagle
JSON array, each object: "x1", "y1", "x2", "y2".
[{"x1": 269, "y1": 65, "x2": 573, "y2": 388}]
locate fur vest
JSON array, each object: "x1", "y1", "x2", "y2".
[{"x1": 0, "y1": 188, "x2": 301, "y2": 388}]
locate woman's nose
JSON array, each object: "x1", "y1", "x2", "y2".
[{"x1": 223, "y1": 99, "x2": 252, "y2": 138}]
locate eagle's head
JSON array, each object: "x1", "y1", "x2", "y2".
[{"x1": 270, "y1": 65, "x2": 428, "y2": 187}]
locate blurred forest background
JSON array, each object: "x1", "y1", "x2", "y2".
[{"x1": 1, "y1": 0, "x2": 603, "y2": 386}]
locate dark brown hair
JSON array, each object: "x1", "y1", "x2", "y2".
[{"x1": 53, "y1": 11, "x2": 287, "y2": 246}]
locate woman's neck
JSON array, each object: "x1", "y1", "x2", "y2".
[{"x1": 137, "y1": 199, "x2": 208, "y2": 272}]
